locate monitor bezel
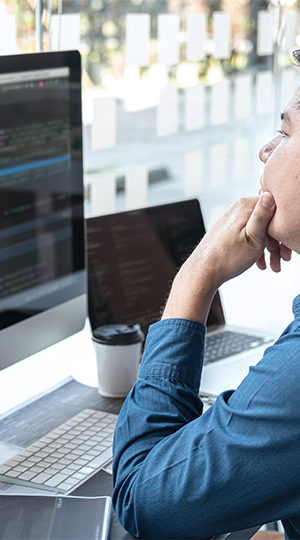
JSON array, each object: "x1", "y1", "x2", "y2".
[
  {"x1": 0, "y1": 50, "x2": 86, "y2": 370},
  {"x1": 87, "y1": 197, "x2": 225, "y2": 337}
]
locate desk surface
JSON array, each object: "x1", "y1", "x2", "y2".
[
  {"x1": 0, "y1": 379, "x2": 260, "y2": 540},
  {"x1": 0, "y1": 379, "x2": 122, "y2": 448},
  {"x1": 0, "y1": 378, "x2": 131, "y2": 539}
]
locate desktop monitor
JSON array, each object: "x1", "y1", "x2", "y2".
[{"x1": 0, "y1": 51, "x2": 86, "y2": 371}]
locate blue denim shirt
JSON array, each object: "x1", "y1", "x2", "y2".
[{"x1": 113, "y1": 294, "x2": 300, "y2": 539}]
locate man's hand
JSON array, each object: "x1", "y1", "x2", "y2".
[{"x1": 162, "y1": 192, "x2": 291, "y2": 324}]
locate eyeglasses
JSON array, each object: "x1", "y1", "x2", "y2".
[{"x1": 292, "y1": 49, "x2": 300, "y2": 64}]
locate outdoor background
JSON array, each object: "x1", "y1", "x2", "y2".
[{"x1": 0, "y1": 0, "x2": 299, "y2": 370}]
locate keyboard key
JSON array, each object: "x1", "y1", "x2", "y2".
[
  {"x1": 57, "y1": 457, "x2": 73, "y2": 465},
  {"x1": 89, "y1": 449, "x2": 101, "y2": 456},
  {"x1": 43, "y1": 457, "x2": 56, "y2": 464},
  {"x1": 49, "y1": 463, "x2": 65, "y2": 472},
  {"x1": 73, "y1": 458, "x2": 90, "y2": 466},
  {"x1": 70, "y1": 448, "x2": 84, "y2": 456},
  {"x1": 22, "y1": 459, "x2": 39, "y2": 468},
  {"x1": 29, "y1": 455, "x2": 43, "y2": 463},
  {"x1": 29, "y1": 465, "x2": 44, "y2": 474},
  {"x1": 79, "y1": 466, "x2": 96, "y2": 475},
  {"x1": 4, "y1": 459, "x2": 21, "y2": 467},
  {"x1": 0, "y1": 465, "x2": 12, "y2": 474},
  {"x1": 13, "y1": 466, "x2": 27, "y2": 473},
  {"x1": 62, "y1": 465, "x2": 81, "y2": 474},
  {"x1": 100, "y1": 440, "x2": 111, "y2": 448},
  {"x1": 32, "y1": 472, "x2": 53, "y2": 483},
  {"x1": 57, "y1": 480, "x2": 78, "y2": 490},
  {"x1": 6, "y1": 470, "x2": 21, "y2": 478},
  {"x1": 18, "y1": 471, "x2": 37, "y2": 480},
  {"x1": 44, "y1": 473, "x2": 69, "y2": 487},
  {"x1": 72, "y1": 472, "x2": 87, "y2": 480},
  {"x1": 44, "y1": 467, "x2": 63, "y2": 475}
]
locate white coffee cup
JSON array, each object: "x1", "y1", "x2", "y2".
[{"x1": 92, "y1": 324, "x2": 144, "y2": 398}]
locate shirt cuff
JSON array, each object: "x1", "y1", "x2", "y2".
[{"x1": 139, "y1": 318, "x2": 206, "y2": 395}]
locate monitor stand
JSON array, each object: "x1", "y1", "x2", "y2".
[{"x1": 70, "y1": 320, "x2": 98, "y2": 387}]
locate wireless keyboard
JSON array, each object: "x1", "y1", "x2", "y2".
[{"x1": 0, "y1": 409, "x2": 117, "y2": 494}]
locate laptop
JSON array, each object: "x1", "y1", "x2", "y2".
[{"x1": 86, "y1": 199, "x2": 274, "y2": 397}]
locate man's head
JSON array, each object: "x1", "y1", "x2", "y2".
[{"x1": 259, "y1": 81, "x2": 300, "y2": 253}]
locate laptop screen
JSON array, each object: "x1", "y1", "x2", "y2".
[{"x1": 86, "y1": 199, "x2": 225, "y2": 336}]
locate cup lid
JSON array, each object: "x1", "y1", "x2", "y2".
[{"x1": 92, "y1": 323, "x2": 144, "y2": 345}]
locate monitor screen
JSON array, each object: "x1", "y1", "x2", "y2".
[
  {"x1": 87, "y1": 199, "x2": 225, "y2": 337},
  {"x1": 0, "y1": 51, "x2": 86, "y2": 370}
]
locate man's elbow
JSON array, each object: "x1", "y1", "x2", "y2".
[{"x1": 112, "y1": 469, "x2": 140, "y2": 537}]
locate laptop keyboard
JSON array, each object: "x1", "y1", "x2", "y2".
[
  {"x1": 0, "y1": 409, "x2": 117, "y2": 494},
  {"x1": 204, "y1": 330, "x2": 269, "y2": 364}
]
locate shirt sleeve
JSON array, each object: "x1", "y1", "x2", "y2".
[{"x1": 112, "y1": 317, "x2": 300, "y2": 539}]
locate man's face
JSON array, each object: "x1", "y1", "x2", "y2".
[{"x1": 260, "y1": 86, "x2": 300, "y2": 253}]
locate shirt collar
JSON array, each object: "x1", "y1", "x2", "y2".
[{"x1": 293, "y1": 294, "x2": 300, "y2": 320}]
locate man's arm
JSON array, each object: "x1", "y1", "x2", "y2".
[
  {"x1": 113, "y1": 316, "x2": 300, "y2": 538},
  {"x1": 112, "y1": 192, "x2": 297, "y2": 539},
  {"x1": 162, "y1": 192, "x2": 290, "y2": 324}
]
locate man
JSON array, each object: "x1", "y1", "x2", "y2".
[{"x1": 112, "y1": 71, "x2": 300, "y2": 539}]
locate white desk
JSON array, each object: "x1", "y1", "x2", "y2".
[
  {"x1": 1, "y1": 251, "x2": 300, "y2": 419},
  {"x1": 0, "y1": 319, "x2": 98, "y2": 419}
]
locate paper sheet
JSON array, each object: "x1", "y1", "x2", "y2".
[
  {"x1": 0, "y1": 15, "x2": 16, "y2": 55},
  {"x1": 208, "y1": 203, "x2": 228, "y2": 228},
  {"x1": 234, "y1": 73, "x2": 252, "y2": 120},
  {"x1": 0, "y1": 495, "x2": 112, "y2": 540},
  {"x1": 184, "y1": 149, "x2": 203, "y2": 196},
  {"x1": 210, "y1": 143, "x2": 228, "y2": 189},
  {"x1": 91, "y1": 96, "x2": 116, "y2": 151},
  {"x1": 90, "y1": 172, "x2": 116, "y2": 216},
  {"x1": 233, "y1": 138, "x2": 250, "y2": 185},
  {"x1": 257, "y1": 11, "x2": 274, "y2": 56},
  {"x1": 125, "y1": 14, "x2": 150, "y2": 66},
  {"x1": 157, "y1": 86, "x2": 178, "y2": 137},
  {"x1": 50, "y1": 14, "x2": 81, "y2": 51},
  {"x1": 280, "y1": 68, "x2": 297, "y2": 112},
  {"x1": 212, "y1": 12, "x2": 231, "y2": 59},
  {"x1": 186, "y1": 13, "x2": 207, "y2": 62},
  {"x1": 157, "y1": 14, "x2": 180, "y2": 65},
  {"x1": 125, "y1": 165, "x2": 148, "y2": 209},
  {"x1": 210, "y1": 80, "x2": 230, "y2": 125},
  {"x1": 255, "y1": 71, "x2": 273, "y2": 115},
  {"x1": 185, "y1": 84, "x2": 205, "y2": 131},
  {"x1": 283, "y1": 10, "x2": 298, "y2": 52},
  {"x1": 123, "y1": 78, "x2": 160, "y2": 112}
]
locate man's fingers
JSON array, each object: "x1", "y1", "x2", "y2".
[
  {"x1": 265, "y1": 237, "x2": 281, "y2": 272},
  {"x1": 280, "y1": 243, "x2": 292, "y2": 261},
  {"x1": 245, "y1": 191, "x2": 276, "y2": 245},
  {"x1": 265, "y1": 235, "x2": 279, "y2": 253},
  {"x1": 257, "y1": 241, "x2": 291, "y2": 273},
  {"x1": 256, "y1": 252, "x2": 266, "y2": 270},
  {"x1": 270, "y1": 248, "x2": 281, "y2": 272}
]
